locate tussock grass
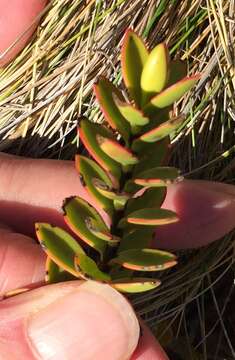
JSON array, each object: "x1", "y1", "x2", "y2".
[{"x1": 0, "y1": 0, "x2": 234, "y2": 358}]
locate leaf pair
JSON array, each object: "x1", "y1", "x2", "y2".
[
  {"x1": 79, "y1": 118, "x2": 138, "y2": 180},
  {"x1": 63, "y1": 196, "x2": 117, "y2": 255},
  {"x1": 125, "y1": 166, "x2": 180, "y2": 193},
  {"x1": 121, "y1": 29, "x2": 200, "y2": 115},
  {"x1": 119, "y1": 207, "x2": 178, "y2": 228},
  {"x1": 36, "y1": 224, "x2": 109, "y2": 282},
  {"x1": 111, "y1": 248, "x2": 177, "y2": 271}
]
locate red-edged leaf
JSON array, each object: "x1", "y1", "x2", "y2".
[
  {"x1": 94, "y1": 77, "x2": 130, "y2": 141},
  {"x1": 93, "y1": 178, "x2": 130, "y2": 202},
  {"x1": 118, "y1": 228, "x2": 153, "y2": 252},
  {"x1": 141, "y1": 106, "x2": 172, "y2": 130},
  {"x1": 74, "y1": 253, "x2": 111, "y2": 282},
  {"x1": 45, "y1": 258, "x2": 77, "y2": 283},
  {"x1": 132, "y1": 138, "x2": 169, "y2": 175},
  {"x1": 36, "y1": 223, "x2": 84, "y2": 278},
  {"x1": 2, "y1": 288, "x2": 30, "y2": 299},
  {"x1": 85, "y1": 216, "x2": 120, "y2": 245},
  {"x1": 121, "y1": 28, "x2": 149, "y2": 107},
  {"x1": 125, "y1": 167, "x2": 180, "y2": 193},
  {"x1": 79, "y1": 118, "x2": 121, "y2": 183},
  {"x1": 97, "y1": 135, "x2": 139, "y2": 166},
  {"x1": 133, "y1": 167, "x2": 181, "y2": 187},
  {"x1": 112, "y1": 93, "x2": 149, "y2": 129},
  {"x1": 145, "y1": 74, "x2": 200, "y2": 113},
  {"x1": 125, "y1": 188, "x2": 166, "y2": 215},
  {"x1": 111, "y1": 248, "x2": 177, "y2": 271},
  {"x1": 75, "y1": 155, "x2": 114, "y2": 214},
  {"x1": 112, "y1": 278, "x2": 161, "y2": 293},
  {"x1": 134, "y1": 114, "x2": 185, "y2": 145},
  {"x1": 125, "y1": 208, "x2": 178, "y2": 226},
  {"x1": 63, "y1": 196, "x2": 108, "y2": 256}
]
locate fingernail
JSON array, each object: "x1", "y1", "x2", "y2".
[
  {"x1": 155, "y1": 180, "x2": 235, "y2": 249},
  {"x1": 27, "y1": 281, "x2": 139, "y2": 360},
  {"x1": 0, "y1": 234, "x2": 46, "y2": 296},
  {"x1": 132, "y1": 323, "x2": 169, "y2": 360}
]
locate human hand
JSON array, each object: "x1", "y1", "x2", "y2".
[
  {"x1": 1, "y1": 1, "x2": 235, "y2": 358},
  {"x1": 0, "y1": 154, "x2": 235, "y2": 359}
]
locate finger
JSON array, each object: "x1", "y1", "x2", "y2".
[
  {"x1": 0, "y1": 281, "x2": 139, "y2": 360},
  {"x1": 154, "y1": 179, "x2": 235, "y2": 249},
  {"x1": 0, "y1": 153, "x2": 90, "y2": 236},
  {"x1": 131, "y1": 324, "x2": 169, "y2": 359},
  {"x1": 0, "y1": 225, "x2": 45, "y2": 296},
  {"x1": 1, "y1": 153, "x2": 235, "y2": 249},
  {"x1": 0, "y1": 0, "x2": 47, "y2": 66}
]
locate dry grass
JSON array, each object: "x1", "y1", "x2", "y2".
[{"x1": 0, "y1": 0, "x2": 234, "y2": 358}]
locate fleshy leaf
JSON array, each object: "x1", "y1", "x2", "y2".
[
  {"x1": 45, "y1": 257, "x2": 77, "y2": 283},
  {"x1": 36, "y1": 223, "x2": 84, "y2": 277},
  {"x1": 79, "y1": 118, "x2": 121, "y2": 183},
  {"x1": 3, "y1": 288, "x2": 31, "y2": 299},
  {"x1": 133, "y1": 139, "x2": 169, "y2": 175},
  {"x1": 133, "y1": 114, "x2": 185, "y2": 146},
  {"x1": 168, "y1": 59, "x2": 187, "y2": 87},
  {"x1": 111, "y1": 248, "x2": 177, "y2": 271},
  {"x1": 141, "y1": 43, "x2": 169, "y2": 105},
  {"x1": 97, "y1": 135, "x2": 139, "y2": 166},
  {"x1": 133, "y1": 166, "x2": 180, "y2": 187},
  {"x1": 125, "y1": 188, "x2": 166, "y2": 215},
  {"x1": 94, "y1": 77, "x2": 130, "y2": 141},
  {"x1": 124, "y1": 208, "x2": 178, "y2": 226},
  {"x1": 112, "y1": 278, "x2": 161, "y2": 293},
  {"x1": 118, "y1": 228, "x2": 153, "y2": 252},
  {"x1": 145, "y1": 74, "x2": 200, "y2": 112},
  {"x1": 125, "y1": 167, "x2": 179, "y2": 193},
  {"x1": 76, "y1": 155, "x2": 114, "y2": 213},
  {"x1": 93, "y1": 178, "x2": 130, "y2": 202},
  {"x1": 74, "y1": 253, "x2": 111, "y2": 282},
  {"x1": 121, "y1": 29, "x2": 149, "y2": 106},
  {"x1": 140, "y1": 107, "x2": 172, "y2": 131},
  {"x1": 63, "y1": 196, "x2": 108, "y2": 256},
  {"x1": 112, "y1": 93, "x2": 149, "y2": 129},
  {"x1": 85, "y1": 217, "x2": 120, "y2": 245}
]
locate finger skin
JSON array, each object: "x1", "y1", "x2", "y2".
[
  {"x1": 0, "y1": 227, "x2": 46, "y2": 297},
  {"x1": 0, "y1": 281, "x2": 140, "y2": 360},
  {"x1": 0, "y1": 0, "x2": 47, "y2": 67},
  {"x1": 0, "y1": 280, "x2": 167, "y2": 360},
  {"x1": 0, "y1": 154, "x2": 89, "y2": 236}
]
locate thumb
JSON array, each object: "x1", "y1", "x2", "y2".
[{"x1": 0, "y1": 281, "x2": 139, "y2": 360}]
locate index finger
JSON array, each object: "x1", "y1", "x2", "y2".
[
  {"x1": 0, "y1": 153, "x2": 91, "y2": 236},
  {"x1": 0, "y1": 153, "x2": 235, "y2": 249}
]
